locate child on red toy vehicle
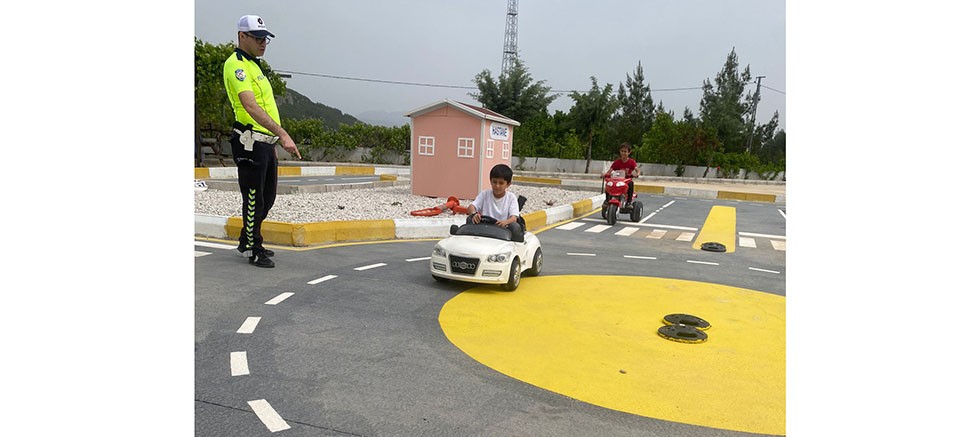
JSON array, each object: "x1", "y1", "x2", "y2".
[{"x1": 602, "y1": 142, "x2": 639, "y2": 207}]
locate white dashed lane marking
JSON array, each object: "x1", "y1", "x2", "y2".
[
  {"x1": 354, "y1": 263, "x2": 387, "y2": 271},
  {"x1": 687, "y1": 260, "x2": 719, "y2": 266},
  {"x1": 237, "y1": 317, "x2": 261, "y2": 334},
  {"x1": 195, "y1": 251, "x2": 211, "y2": 257},
  {"x1": 624, "y1": 255, "x2": 657, "y2": 260},
  {"x1": 230, "y1": 351, "x2": 249, "y2": 376},
  {"x1": 264, "y1": 293, "x2": 294, "y2": 305},
  {"x1": 567, "y1": 253, "x2": 596, "y2": 256},
  {"x1": 405, "y1": 257, "x2": 430, "y2": 262},
  {"x1": 247, "y1": 399, "x2": 291, "y2": 432},
  {"x1": 307, "y1": 275, "x2": 337, "y2": 285},
  {"x1": 749, "y1": 267, "x2": 781, "y2": 274}
]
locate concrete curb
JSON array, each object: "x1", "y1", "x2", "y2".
[{"x1": 194, "y1": 194, "x2": 606, "y2": 247}]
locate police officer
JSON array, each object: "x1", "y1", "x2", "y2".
[{"x1": 223, "y1": 14, "x2": 301, "y2": 268}]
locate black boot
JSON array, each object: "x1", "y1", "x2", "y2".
[{"x1": 249, "y1": 251, "x2": 275, "y2": 268}]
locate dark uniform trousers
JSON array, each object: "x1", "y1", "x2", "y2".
[{"x1": 230, "y1": 129, "x2": 278, "y2": 252}]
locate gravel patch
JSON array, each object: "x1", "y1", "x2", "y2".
[{"x1": 194, "y1": 184, "x2": 599, "y2": 223}]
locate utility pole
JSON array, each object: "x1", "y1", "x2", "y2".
[
  {"x1": 501, "y1": 0, "x2": 519, "y2": 75},
  {"x1": 744, "y1": 75, "x2": 765, "y2": 153}
]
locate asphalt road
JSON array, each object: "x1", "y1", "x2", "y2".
[{"x1": 195, "y1": 193, "x2": 786, "y2": 436}]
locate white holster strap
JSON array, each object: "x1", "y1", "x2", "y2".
[{"x1": 234, "y1": 128, "x2": 280, "y2": 144}]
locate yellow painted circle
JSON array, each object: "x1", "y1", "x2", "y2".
[{"x1": 438, "y1": 275, "x2": 785, "y2": 435}]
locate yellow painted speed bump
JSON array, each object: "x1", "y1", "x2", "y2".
[{"x1": 692, "y1": 205, "x2": 736, "y2": 252}]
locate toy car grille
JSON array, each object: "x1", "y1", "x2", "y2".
[{"x1": 449, "y1": 255, "x2": 480, "y2": 275}]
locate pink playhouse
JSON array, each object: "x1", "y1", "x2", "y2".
[{"x1": 405, "y1": 99, "x2": 520, "y2": 200}]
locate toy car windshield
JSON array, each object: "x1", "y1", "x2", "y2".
[
  {"x1": 456, "y1": 223, "x2": 514, "y2": 241},
  {"x1": 610, "y1": 170, "x2": 626, "y2": 178}
]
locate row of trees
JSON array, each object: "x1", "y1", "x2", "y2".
[
  {"x1": 473, "y1": 49, "x2": 785, "y2": 178},
  {"x1": 196, "y1": 37, "x2": 784, "y2": 176}
]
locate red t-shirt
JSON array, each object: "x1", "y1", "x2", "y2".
[{"x1": 610, "y1": 158, "x2": 637, "y2": 175}]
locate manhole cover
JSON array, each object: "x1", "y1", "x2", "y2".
[
  {"x1": 658, "y1": 324, "x2": 708, "y2": 343},
  {"x1": 663, "y1": 313, "x2": 711, "y2": 330},
  {"x1": 701, "y1": 242, "x2": 727, "y2": 252}
]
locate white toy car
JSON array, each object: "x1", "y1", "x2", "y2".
[{"x1": 430, "y1": 219, "x2": 543, "y2": 291}]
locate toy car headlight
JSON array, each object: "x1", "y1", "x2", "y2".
[
  {"x1": 432, "y1": 245, "x2": 446, "y2": 257},
  {"x1": 616, "y1": 182, "x2": 626, "y2": 187},
  {"x1": 487, "y1": 252, "x2": 510, "y2": 263},
  {"x1": 605, "y1": 181, "x2": 613, "y2": 187}
]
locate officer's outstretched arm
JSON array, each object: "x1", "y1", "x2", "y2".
[{"x1": 237, "y1": 91, "x2": 302, "y2": 159}]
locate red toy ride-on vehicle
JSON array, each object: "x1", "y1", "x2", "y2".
[{"x1": 601, "y1": 170, "x2": 643, "y2": 225}]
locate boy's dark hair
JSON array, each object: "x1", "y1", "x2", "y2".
[
  {"x1": 489, "y1": 163, "x2": 514, "y2": 183},
  {"x1": 619, "y1": 142, "x2": 632, "y2": 151}
]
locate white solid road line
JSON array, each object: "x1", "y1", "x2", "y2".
[
  {"x1": 354, "y1": 263, "x2": 387, "y2": 271},
  {"x1": 230, "y1": 351, "x2": 249, "y2": 376},
  {"x1": 264, "y1": 292, "x2": 294, "y2": 305},
  {"x1": 237, "y1": 317, "x2": 261, "y2": 334},
  {"x1": 247, "y1": 399, "x2": 291, "y2": 432},
  {"x1": 307, "y1": 274, "x2": 337, "y2": 285},
  {"x1": 739, "y1": 231, "x2": 786, "y2": 240}
]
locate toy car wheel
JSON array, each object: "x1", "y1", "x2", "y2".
[
  {"x1": 606, "y1": 204, "x2": 618, "y2": 226},
  {"x1": 630, "y1": 201, "x2": 643, "y2": 222},
  {"x1": 527, "y1": 248, "x2": 543, "y2": 276},
  {"x1": 502, "y1": 257, "x2": 521, "y2": 291},
  {"x1": 600, "y1": 204, "x2": 608, "y2": 219},
  {"x1": 432, "y1": 274, "x2": 448, "y2": 282}
]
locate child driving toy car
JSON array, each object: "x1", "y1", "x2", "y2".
[
  {"x1": 602, "y1": 142, "x2": 639, "y2": 207},
  {"x1": 467, "y1": 164, "x2": 526, "y2": 242}
]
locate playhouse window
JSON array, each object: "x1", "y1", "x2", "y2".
[
  {"x1": 486, "y1": 140, "x2": 494, "y2": 158},
  {"x1": 457, "y1": 138, "x2": 475, "y2": 158},
  {"x1": 502, "y1": 142, "x2": 510, "y2": 160},
  {"x1": 418, "y1": 136, "x2": 435, "y2": 156}
]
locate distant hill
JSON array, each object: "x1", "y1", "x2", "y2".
[
  {"x1": 276, "y1": 87, "x2": 362, "y2": 129},
  {"x1": 356, "y1": 110, "x2": 410, "y2": 128}
]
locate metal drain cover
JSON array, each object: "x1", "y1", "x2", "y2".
[
  {"x1": 658, "y1": 324, "x2": 708, "y2": 343},
  {"x1": 701, "y1": 242, "x2": 727, "y2": 252},
  {"x1": 663, "y1": 313, "x2": 711, "y2": 330}
]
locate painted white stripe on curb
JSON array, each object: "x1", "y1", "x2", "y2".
[
  {"x1": 230, "y1": 351, "x2": 249, "y2": 376},
  {"x1": 247, "y1": 399, "x2": 291, "y2": 432},
  {"x1": 749, "y1": 267, "x2": 781, "y2": 274},
  {"x1": 307, "y1": 275, "x2": 337, "y2": 285},
  {"x1": 237, "y1": 317, "x2": 261, "y2": 334},
  {"x1": 265, "y1": 293, "x2": 294, "y2": 305},
  {"x1": 354, "y1": 263, "x2": 386, "y2": 271},
  {"x1": 195, "y1": 241, "x2": 237, "y2": 250}
]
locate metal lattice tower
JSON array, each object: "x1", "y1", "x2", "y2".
[{"x1": 501, "y1": 0, "x2": 519, "y2": 75}]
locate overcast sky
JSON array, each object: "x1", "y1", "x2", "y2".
[{"x1": 195, "y1": 0, "x2": 785, "y2": 129}]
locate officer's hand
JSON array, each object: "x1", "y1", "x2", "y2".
[{"x1": 281, "y1": 135, "x2": 302, "y2": 159}]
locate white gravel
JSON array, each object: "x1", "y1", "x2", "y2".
[{"x1": 194, "y1": 184, "x2": 599, "y2": 223}]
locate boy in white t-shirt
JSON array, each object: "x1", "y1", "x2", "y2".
[{"x1": 466, "y1": 164, "x2": 526, "y2": 241}]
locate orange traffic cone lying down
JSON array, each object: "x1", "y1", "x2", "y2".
[{"x1": 410, "y1": 196, "x2": 470, "y2": 216}]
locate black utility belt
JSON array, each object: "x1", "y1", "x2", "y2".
[{"x1": 233, "y1": 123, "x2": 279, "y2": 151}]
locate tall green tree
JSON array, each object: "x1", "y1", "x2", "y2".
[
  {"x1": 698, "y1": 47, "x2": 753, "y2": 153},
  {"x1": 568, "y1": 77, "x2": 618, "y2": 173},
  {"x1": 470, "y1": 57, "x2": 558, "y2": 123},
  {"x1": 609, "y1": 61, "x2": 655, "y2": 155}
]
